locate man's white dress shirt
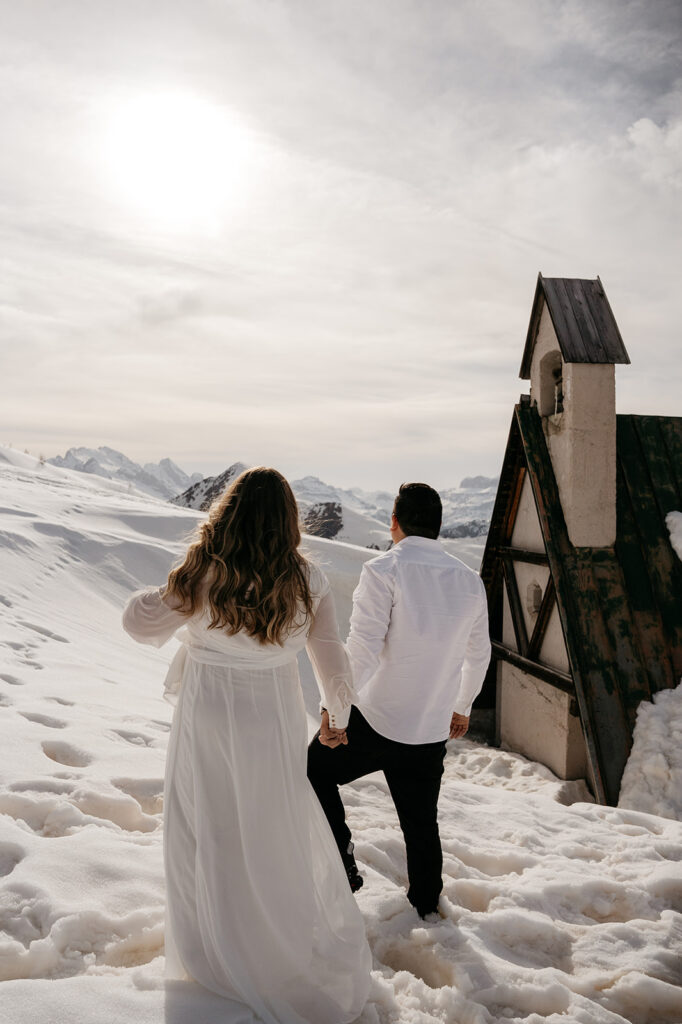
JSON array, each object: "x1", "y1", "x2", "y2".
[{"x1": 340, "y1": 535, "x2": 491, "y2": 744}]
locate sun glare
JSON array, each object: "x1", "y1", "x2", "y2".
[{"x1": 101, "y1": 90, "x2": 254, "y2": 231}]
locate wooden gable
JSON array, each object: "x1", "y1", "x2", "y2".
[{"x1": 480, "y1": 402, "x2": 682, "y2": 806}]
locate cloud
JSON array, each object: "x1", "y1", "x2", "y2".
[{"x1": 1, "y1": 1, "x2": 680, "y2": 487}]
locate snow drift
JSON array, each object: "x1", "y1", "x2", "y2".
[{"x1": 0, "y1": 447, "x2": 680, "y2": 1024}]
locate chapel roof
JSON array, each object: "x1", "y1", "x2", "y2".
[{"x1": 519, "y1": 274, "x2": 631, "y2": 379}]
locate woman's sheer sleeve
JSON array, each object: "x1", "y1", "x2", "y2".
[
  {"x1": 306, "y1": 588, "x2": 355, "y2": 730},
  {"x1": 122, "y1": 587, "x2": 188, "y2": 648}
]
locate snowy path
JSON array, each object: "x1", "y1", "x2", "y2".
[{"x1": 0, "y1": 449, "x2": 680, "y2": 1024}]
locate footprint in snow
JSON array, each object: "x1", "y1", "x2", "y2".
[
  {"x1": 19, "y1": 712, "x2": 67, "y2": 729},
  {"x1": 0, "y1": 843, "x2": 25, "y2": 879},
  {"x1": 0, "y1": 693, "x2": 13, "y2": 706},
  {"x1": 17, "y1": 621, "x2": 69, "y2": 643},
  {"x1": 112, "y1": 777, "x2": 164, "y2": 814},
  {"x1": 45, "y1": 696, "x2": 75, "y2": 707},
  {"x1": 10, "y1": 778, "x2": 76, "y2": 795},
  {"x1": 0, "y1": 673, "x2": 24, "y2": 686},
  {"x1": 0, "y1": 595, "x2": 13, "y2": 607},
  {"x1": 146, "y1": 719, "x2": 171, "y2": 733},
  {"x1": 41, "y1": 740, "x2": 92, "y2": 768},
  {"x1": 380, "y1": 940, "x2": 457, "y2": 990},
  {"x1": 112, "y1": 729, "x2": 156, "y2": 748}
]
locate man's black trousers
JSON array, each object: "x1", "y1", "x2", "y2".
[{"x1": 307, "y1": 707, "x2": 446, "y2": 916}]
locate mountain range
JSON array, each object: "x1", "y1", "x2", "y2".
[
  {"x1": 48, "y1": 446, "x2": 203, "y2": 501},
  {"x1": 48, "y1": 447, "x2": 497, "y2": 549}
]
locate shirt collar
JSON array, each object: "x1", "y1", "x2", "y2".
[{"x1": 396, "y1": 535, "x2": 441, "y2": 549}]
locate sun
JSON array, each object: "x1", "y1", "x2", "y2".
[{"x1": 101, "y1": 90, "x2": 254, "y2": 231}]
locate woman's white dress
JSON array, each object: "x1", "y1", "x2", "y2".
[{"x1": 122, "y1": 565, "x2": 371, "y2": 1024}]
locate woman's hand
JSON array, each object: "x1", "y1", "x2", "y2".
[{"x1": 319, "y1": 710, "x2": 348, "y2": 748}]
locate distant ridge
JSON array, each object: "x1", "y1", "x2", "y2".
[
  {"x1": 47, "y1": 446, "x2": 496, "y2": 550},
  {"x1": 171, "y1": 463, "x2": 248, "y2": 512},
  {"x1": 175, "y1": 466, "x2": 498, "y2": 550},
  {"x1": 48, "y1": 446, "x2": 202, "y2": 501}
]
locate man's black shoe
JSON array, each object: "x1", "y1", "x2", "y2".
[
  {"x1": 347, "y1": 864, "x2": 364, "y2": 892},
  {"x1": 341, "y1": 842, "x2": 364, "y2": 894}
]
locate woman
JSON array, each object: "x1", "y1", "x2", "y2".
[{"x1": 122, "y1": 467, "x2": 371, "y2": 1024}]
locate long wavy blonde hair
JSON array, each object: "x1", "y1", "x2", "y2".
[{"x1": 165, "y1": 467, "x2": 313, "y2": 645}]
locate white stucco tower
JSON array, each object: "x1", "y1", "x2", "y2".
[{"x1": 520, "y1": 275, "x2": 630, "y2": 547}]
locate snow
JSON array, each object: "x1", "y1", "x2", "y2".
[
  {"x1": 618, "y1": 681, "x2": 682, "y2": 822},
  {"x1": 666, "y1": 510, "x2": 682, "y2": 562},
  {"x1": 0, "y1": 446, "x2": 681, "y2": 1024}
]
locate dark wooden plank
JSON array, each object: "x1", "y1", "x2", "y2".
[
  {"x1": 656, "y1": 418, "x2": 682, "y2": 501},
  {"x1": 586, "y1": 279, "x2": 629, "y2": 363},
  {"x1": 618, "y1": 417, "x2": 682, "y2": 666},
  {"x1": 498, "y1": 546, "x2": 549, "y2": 566},
  {"x1": 491, "y1": 641, "x2": 574, "y2": 693},
  {"x1": 504, "y1": 466, "x2": 527, "y2": 545},
  {"x1": 566, "y1": 549, "x2": 634, "y2": 795},
  {"x1": 502, "y1": 557, "x2": 529, "y2": 656},
  {"x1": 545, "y1": 278, "x2": 590, "y2": 362},
  {"x1": 589, "y1": 548, "x2": 653, "y2": 727},
  {"x1": 564, "y1": 279, "x2": 610, "y2": 362},
  {"x1": 520, "y1": 273, "x2": 544, "y2": 379},
  {"x1": 527, "y1": 576, "x2": 556, "y2": 660},
  {"x1": 614, "y1": 457, "x2": 674, "y2": 696},
  {"x1": 634, "y1": 416, "x2": 682, "y2": 520}
]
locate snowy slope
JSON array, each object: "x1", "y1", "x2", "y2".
[{"x1": 0, "y1": 448, "x2": 681, "y2": 1024}]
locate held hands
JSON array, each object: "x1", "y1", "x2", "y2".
[
  {"x1": 319, "y1": 709, "x2": 348, "y2": 748},
  {"x1": 449, "y1": 712, "x2": 469, "y2": 740}
]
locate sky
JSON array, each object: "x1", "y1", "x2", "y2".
[{"x1": 1, "y1": 0, "x2": 680, "y2": 490}]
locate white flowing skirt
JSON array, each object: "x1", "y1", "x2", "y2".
[{"x1": 162, "y1": 654, "x2": 371, "y2": 1024}]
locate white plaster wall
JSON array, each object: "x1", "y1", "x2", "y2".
[
  {"x1": 510, "y1": 474, "x2": 545, "y2": 553},
  {"x1": 529, "y1": 301, "x2": 617, "y2": 548},
  {"x1": 539, "y1": 604, "x2": 570, "y2": 674},
  {"x1": 546, "y1": 363, "x2": 616, "y2": 547},
  {"x1": 529, "y1": 304, "x2": 560, "y2": 403},
  {"x1": 498, "y1": 661, "x2": 588, "y2": 780},
  {"x1": 511, "y1": 561, "x2": 551, "y2": 644}
]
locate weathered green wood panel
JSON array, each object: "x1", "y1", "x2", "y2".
[
  {"x1": 589, "y1": 549, "x2": 652, "y2": 727},
  {"x1": 617, "y1": 417, "x2": 682, "y2": 683},
  {"x1": 657, "y1": 420, "x2": 682, "y2": 502}
]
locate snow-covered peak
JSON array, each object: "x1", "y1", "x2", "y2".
[
  {"x1": 172, "y1": 462, "x2": 249, "y2": 512},
  {"x1": 48, "y1": 447, "x2": 200, "y2": 502}
]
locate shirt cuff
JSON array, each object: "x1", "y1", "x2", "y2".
[
  {"x1": 328, "y1": 705, "x2": 351, "y2": 730},
  {"x1": 452, "y1": 700, "x2": 473, "y2": 717}
]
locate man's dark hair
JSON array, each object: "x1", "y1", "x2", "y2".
[{"x1": 393, "y1": 483, "x2": 442, "y2": 540}]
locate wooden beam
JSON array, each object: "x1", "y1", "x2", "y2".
[
  {"x1": 497, "y1": 546, "x2": 549, "y2": 566},
  {"x1": 502, "y1": 557, "x2": 529, "y2": 656},
  {"x1": 527, "y1": 576, "x2": 556, "y2": 660},
  {"x1": 515, "y1": 403, "x2": 612, "y2": 805},
  {"x1": 492, "y1": 641, "x2": 574, "y2": 694},
  {"x1": 503, "y1": 466, "x2": 527, "y2": 545}
]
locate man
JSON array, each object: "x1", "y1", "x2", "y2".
[{"x1": 307, "y1": 482, "x2": 491, "y2": 918}]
